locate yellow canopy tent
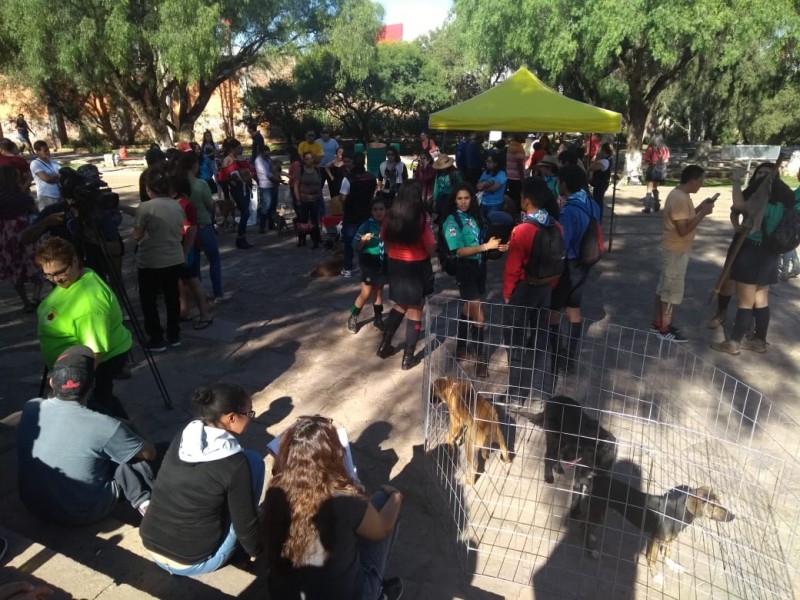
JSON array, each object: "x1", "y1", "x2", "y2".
[{"x1": 428, "y1": 67, "x2": 621, "y2": 133}]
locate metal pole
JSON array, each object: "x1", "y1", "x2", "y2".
[{"x1": 608, "y1": 135, "x2": 621, "y2": 252}]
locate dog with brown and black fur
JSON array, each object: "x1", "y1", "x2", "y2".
[
  {"x1": 310, "y1": 248, "x2": 344, "y2": 277},
  {"x1": 578, "y1": 474, "x2": 735, "y2": 572},
  {"x1": 512, "y1": 396, "x2": 617, "y2": 486},
  {"x1": 431, "y1": 377, "x2": 512, "y2": 484}
]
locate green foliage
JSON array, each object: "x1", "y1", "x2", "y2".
[
  {"x1": 0, "y1": 0, "x2": 343, "y2": 143},
  {"x1": 452, "y1": 0, "x2": 800, "y2": 147},
  {"x1": 75, "y1": 126, "x2": 112, "y2": 154}
]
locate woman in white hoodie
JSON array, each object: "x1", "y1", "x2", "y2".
[{"x1": 140, "y1": 383, "x2": 264, "y2": 575}]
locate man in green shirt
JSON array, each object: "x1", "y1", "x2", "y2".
[{"x1": 36, "y1": 237, "x2": 132, "y2": 419}]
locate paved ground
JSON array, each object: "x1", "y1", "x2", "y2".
[{"x1": 1, "y1": 162, "x2": 798, "y2": 599}]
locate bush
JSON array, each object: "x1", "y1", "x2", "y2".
[{"x1": 77, "y1": 126, "x2": 113, "y2": 154}]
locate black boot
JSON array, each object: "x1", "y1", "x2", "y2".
[
  {"x1": 472, "y1": 325, "x2": 489, "y2": 378},
  {"x1": 373, "y1": 304, "x2": 385, "y2": 330},
  {"x1": 401, "y1": 344, "x2": 417, "y2": 371},
  {"x1": 377, "y1": 310, "x2": 404, "y2": 359},
  {"x1": 455, "y1": 316, "x2": 470, "y2": 359},
  {"x1": 236, "y1": 237, "x2": 252, "y2": 249}
]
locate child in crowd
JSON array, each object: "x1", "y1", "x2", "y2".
[{"x1": 346, "y1": 198, "x2": 387, "y2": 333}]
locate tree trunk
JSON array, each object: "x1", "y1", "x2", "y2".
[
  {"x1": 625, "y1": 88, "x2": 652, "y2": 182},
  {"x1": 47, "y1": 104, "x2": 64, "y2": 149}
]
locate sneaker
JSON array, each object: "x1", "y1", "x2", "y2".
[
  {"x1": 168, "y1": 336, "x2": 181, "y2": 348},
  {"x1": 741, "y1": 335, "x2": 767, "y2": 353},
  {"x1": 347, "y1": 313, "x2": 358, "y2": 334},
  {"x1": 649, "y1": 322, "x2": 661, "y2": 335},
  {"x1": 146, "y1": 339, "x2": 167, "y2": 353},
  {"x1": 657, "y1": 326, "x2": 687, "y2": 343},
  {"x1": 341, "y1": 269, "x2": 352, "y2": 278},
  {"x1": 710, "y1": 339, "x2": 741, "y2": 355},
  {"x1": 379, "y1": 577, "x2": 404, "y2": 600}
]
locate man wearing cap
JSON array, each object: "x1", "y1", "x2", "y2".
[{"x1": 16, "y1": 345, "x2": 159, "y2": 525}]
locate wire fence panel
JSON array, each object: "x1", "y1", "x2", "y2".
[{"x1": 422, "y1": 294, "x2": 800, "y2": 599}]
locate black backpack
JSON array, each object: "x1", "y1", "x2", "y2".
[
  {"x1": 525, "y1": 221, "x2": 564, "y2": 285},
  {"x1": 762, "y1": 199, "x2": 800, "y2": 254},
  {"x1": 437, "y1": 212, "x2": 464, "y2": 276},
  {"x1": 566, "y1": 200, "x2": 604, "y2": 267}
]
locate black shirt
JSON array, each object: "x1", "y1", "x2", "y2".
[
  {"x1": 343, "y1": 171, "x2": 377, "y2": 225},
  {"x1": 139, "y1": 433, "x2": 261, "y2": 563}
]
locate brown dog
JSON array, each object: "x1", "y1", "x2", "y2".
[
  {"x1": 310, "y1": 250, "x2": 344, "y2": 277},
  {"x1": 431, "y1": 377, "x2": 512, "y2": 484},
  {"x1": 579, "y1": 475, "x2": 735, "y2": 572}
]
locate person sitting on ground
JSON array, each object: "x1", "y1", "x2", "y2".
[
  {"x1": 0, "y1": 165, "x2": 41, "y2": 312},
  {"x1": 262, "y1": 415, "x2": 404, "y2": 600},
  {"x1": 650, "y1": 165, "x2": 713, "y2": 343},
  {"x1": 140, "y1": 383, "x2": 264, "y2": 575},
  {"x1": 35, "y1": 237, "x2": 132, "y2": 419},
  {"x1": 17, "y1": 345, "x2": 159, "y2": 525}
]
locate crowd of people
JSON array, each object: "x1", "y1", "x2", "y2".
[{"x1": 1, "y1": 125, "x2": 799, "y2": 599}]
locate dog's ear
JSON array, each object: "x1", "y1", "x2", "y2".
[{"x1": 686, "y1": 487, "x2": 735, "y2": 522}]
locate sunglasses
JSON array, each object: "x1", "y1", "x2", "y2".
[{"x1": 238, "y1": 410, "x2": 256, "y2": 418}]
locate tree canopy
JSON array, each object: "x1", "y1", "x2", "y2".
[
  {"x1": 452, "y1": 0, "x2": 800, "y2": 147},
  {"x1": 0, "y1": 0, "x2": 341, "y2": 145}
]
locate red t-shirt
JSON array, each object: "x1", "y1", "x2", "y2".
[
  {"x1": 503, "y1": 218, "x2": 563, "y2": 301},
  {"x1": 383, "y1": 216, "x2": 435, "y2": 261},
  {"x1": 0, "y1": 154, "x2": 30, "y2": 185},
  {"x1": 177, "y1": 196, "x2": 200, "y2": 249}
]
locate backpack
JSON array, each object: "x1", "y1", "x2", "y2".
[
  {"x1": 567, "y1": 200, "x2": 604, "y2": 267},
  {"x1": 525, "y1": 221, "x2": 564, "y2": 285},
  {"x1": 437, "y1": 213, "x2": 464, "y2": 276},
  {"x1": 762, "y1": 200, "x2": 800, "y2": 254}
]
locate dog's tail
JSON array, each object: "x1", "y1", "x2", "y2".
[{"x1": 509, "y1": 406, "x2": 545, "y2": 427}]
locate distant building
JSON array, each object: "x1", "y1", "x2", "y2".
[{"x1": 378, "y1": 23, "x2": 403, "y2": 43}]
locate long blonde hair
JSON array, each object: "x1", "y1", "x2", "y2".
[{"x1": 263, "y1": 416, "x2": 364, "y2": 568}]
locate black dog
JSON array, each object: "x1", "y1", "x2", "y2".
[
  {"x1": 513, "y1": 396, "x2": 617, "y2": 486},
  {"x1": 578, "y1": 474, "x2": 735, "y2": 571}
]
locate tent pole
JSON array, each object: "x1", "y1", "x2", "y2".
[{"x1": 608, "y1": 135, "x2": 621, "y2": 252}]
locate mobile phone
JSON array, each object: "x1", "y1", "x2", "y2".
[{"x1": 709, "y1": 193, "x2": 720, "y2": 203}]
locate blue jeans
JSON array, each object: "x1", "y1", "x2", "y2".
[
  {"x1": 359, "y1": 491, "x2": 400, "y2": 600},
  {"x1": 197, "y1": 224, "x2": 223, "y2": 298},
  {"x1": 342, "y1": 221, "x2": 360, "y2": 271},
  {"x1": 231, "y1": 182, "x2": 250, "y2": 238},
  {"x1": 480, "y1": 203, "x2": 503, "y2": 220},
  {"x1": 152, "y1": 449, "x2": 265, "y2": 576}
]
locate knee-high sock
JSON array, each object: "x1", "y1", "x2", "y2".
[
  {"x1": 753, "y1": 306, "x2": 770, "y2": 340},
  {"x1": 405, "y1": 320, "x2": 422, "y2": 352},
  {"x1": 730, "y1": 308, "x2": 753, "y2": 342}
]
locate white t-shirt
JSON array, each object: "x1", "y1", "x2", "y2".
[
  {"x1": 339, "y1": 177, "x2": 351, "y2": 197},
  {"x1": 31, "y1": 158, "x2": 61, "y2": 199},
  {"x1": 255, "y1": 155, "x2": 273, "y2": 189}
]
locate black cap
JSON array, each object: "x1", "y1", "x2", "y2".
[{"x1": 51, "y1": 345, "x2": 95, "y2": 398}]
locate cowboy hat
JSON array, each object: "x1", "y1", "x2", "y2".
[{"x1": 433, "y1": 155, "x2": 455, "y2": 170}]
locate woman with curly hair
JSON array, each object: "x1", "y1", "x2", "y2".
[
  {"x1": 140, "y1": 383, "x2": 264, "y2": 575},
  {"x1": 377, "y1": 181, "x2": 437, "y2": 370},
  {"x1": 440, "y1": 182, "x2": 507, "y2": 377},
  {"x1": 263, "y1": 415, "x2": 403, "y2": 600}
]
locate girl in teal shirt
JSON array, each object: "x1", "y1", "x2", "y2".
[
  {"x1": 346, "y1": 198, "x2": 388, "y2": 333},
  {"x1": 441, "y1": 183, "x2": 506, "y2": 377}
]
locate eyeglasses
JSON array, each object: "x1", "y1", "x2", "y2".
[
  {"x1": 238, "y1": 410, "x2": 256, "y2": 418},
  {"x1": 43, "y1": 263, "x2": 72, "y2": 281}
]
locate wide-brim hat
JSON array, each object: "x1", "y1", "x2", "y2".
[
  {"x1": 538, "y1": 155, "x2": 559, "y2": 169},
  {"x1": 433, "y1": 155, "x2": 455, "y2": 170}
]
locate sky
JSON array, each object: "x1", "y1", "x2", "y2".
[{"x1": 377, "y1": 0, "x2": 453, "y2": 41}]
